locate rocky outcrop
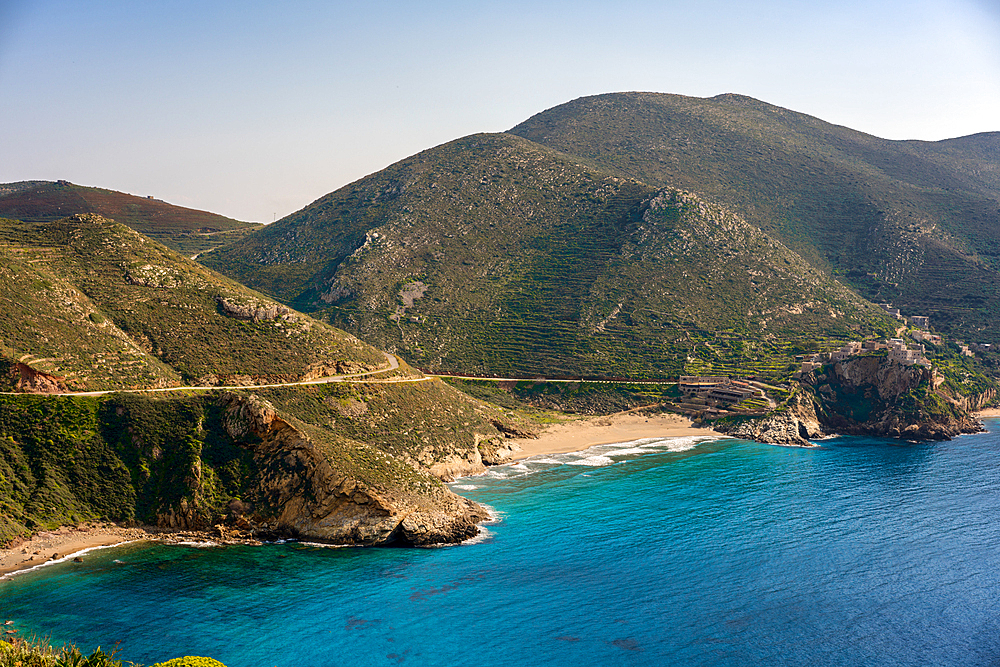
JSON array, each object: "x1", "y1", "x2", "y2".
[
  {"x1": 216, "y1": 393, "x2": 487, "y2": 546},
  {"x1": 713, "y1": 391, "x2": 824, "y2": 447},
  {"x1": 217, "y1": 297, "x2": 290, "y2": 322},
  {"x1": 726, "y1": 356, "x2": 984, "y2": 445},
  {"x1": 9, "y1": 363, "x2": 67, "y2": 394},
  {"x1": 476, "y1": 434, "x2": 523, "y2": 466},
  {"x1": 805, "y1": 356, "x2": 983, "y2": 440}
]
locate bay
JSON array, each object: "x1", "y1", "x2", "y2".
[{"x1": 3, "y1": 422, "x2": 1000, "y2": 666}]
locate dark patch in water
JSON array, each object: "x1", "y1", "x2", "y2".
[
  {"x1": 345, "y1": 616, "x2": 381, "y2": 630},
  {"x1": 612, "y1": 638, "x2": 641, "y2": 651}
]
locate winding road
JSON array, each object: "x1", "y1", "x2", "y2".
[{"x1": 4, "y1": 352, "x2": 682, "y2": 398}]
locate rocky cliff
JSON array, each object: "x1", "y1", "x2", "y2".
[
  {"x1": 713, "y1": 391, "x2": 824, "y2": 447},
  {"x1": 715, "y1": 356, "x2": 984, "y2": 445},
  {"x1": 216, "y1": 393, "x2": 488, "y2": 546},
  {"x1": 804, "y1": 356, "x2": 983, "y2": 440}
]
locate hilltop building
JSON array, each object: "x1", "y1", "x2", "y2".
[
  {"x1": 831, "y1": 341, "x2": 862, "y2": 362},
  {"x1": 912, "y1": 330, "x2": 942, "y2": 345},
  {"x1": 880, "y1": 304, "x2": 902, "y2": 320},
  {"x1": 797, "y1": 337, "x2": 931, "y2": 373},
  {"x1": 888, "y1": 339, "x2": 930, "y2": 366}
]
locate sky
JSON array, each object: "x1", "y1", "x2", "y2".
[{"x1": 2, "y1": 0, "x2": 999, "y2": 223}]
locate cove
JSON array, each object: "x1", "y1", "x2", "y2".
[{"x1": 3, "y1": 424, "x2": 1000, "y2": 666}]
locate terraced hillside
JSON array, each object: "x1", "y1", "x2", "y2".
[
  {"x1": 509, "y1": 92, "x2": 1000, "y2": 342},
  {"x1": 203, "y1": 133, "x2": 896, "y2": 379},
  {"x1": 0, "y1": 180, "x2": 261, "y2": 256},
  {"x1": 0, "y1": 214, "x2": 385, "y2": 390}
]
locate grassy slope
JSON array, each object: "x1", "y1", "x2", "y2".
[
  {"x1": 0, "y1": 181, "x2": 261, "y2": 256},
  {"x1": 0, "y1": 379, "x2": 528, "y2": 546},
  {"x1": 203, "y1": 133, "x2": 896, "y2": 380},
  {"x1": 509, "y1": 92, "x2": 1000, "y2": 343},
  {"x1": 0, "y1": 215, "x2": 384, "y2": 390}
]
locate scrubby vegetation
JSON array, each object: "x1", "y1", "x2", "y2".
[
  {"x1": 511, "y1": 92, "x2": 1000, "y2": 344},
  {"x1": 203, "y1": 133, "x2": 896, "y2": 379},
  {"x1": 0, "y1": 378, "x2": 530, "y2": 546},
  {"x1": 0, "y1": 637, "x2": 226, "y2": 667},
  {"x1": 0, "y1": 215, "x2": 384, "y2": 390}
]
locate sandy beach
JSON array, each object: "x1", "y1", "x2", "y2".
[
  {"x1": 975, "y1": 408, "x2": 1000, "y2": 418},
  {"x1": 508, "y1": 411, "x2": 717, "y2": 460},
  {"x1": 0, "y1": 523, "x2": 153, "y2": 579},
  {"x1": 0, "y1": 523, "x2": 256, "y2": 579}
]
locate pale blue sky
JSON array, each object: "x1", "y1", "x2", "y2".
[{"x1": 2, "y1": 0, "x2": 998, "y2": 222}]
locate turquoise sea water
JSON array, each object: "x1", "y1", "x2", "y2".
[{"x1": 3, "y1": 422, "x2": 1000, "y2": 666}]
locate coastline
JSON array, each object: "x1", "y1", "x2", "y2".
[
  {"x1": 507, "y1": 411, "x2": 717, "y2": 461},
  {"x1": 975, "y1": 408, "x2": 1000, "y2": 418},
  {"x1": 0, "y1": 523, "x2": 255, "y2": 579}
]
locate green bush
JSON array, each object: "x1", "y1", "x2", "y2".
[{"x1": 151, "y1": 658, "x2": 227, "y2": 667}]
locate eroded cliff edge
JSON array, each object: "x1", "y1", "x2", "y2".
[
  {"x1": 216, "y1": 393, "x2": 488, "y2": 546},
  {"x1": 0, "y1": 381, "x2": 534, "y2": 547},
  {"x1": 714, "y1": 355, "x2": 986, "y2": 446}
]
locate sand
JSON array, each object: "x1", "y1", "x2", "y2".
[
  {"x1": 0, "y1": 523, "x2": 153, "y2": 579},
  {"x1": 0, "y1": 523, "x2": 258, "y2": 579},
  {"x1": 975, "y1": 407, "x2": 1000, "y2": 418},
  {"x1": 509, "y1": 411, "x2": 717, "y2": 460}
]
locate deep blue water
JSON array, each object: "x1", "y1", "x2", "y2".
[{"x1": 3, "y1": 422, "x2": 1000, "y2": 666}]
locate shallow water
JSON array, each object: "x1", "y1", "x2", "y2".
[{"x1": 3, "y1": 423, "x2": 1000, "y2": 666}]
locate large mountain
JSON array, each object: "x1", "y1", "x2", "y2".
[
  {"x1": 202, "y1": 132, "x2": 897, "y2": 379},
  {"x1": 509, "y1": 92, "x2": 1000, "y2": 341},
  {"x1": 0, "y1": 180, "x2": 261, "y2": 256}
]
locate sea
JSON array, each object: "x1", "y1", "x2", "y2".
[{"x1": 3, "y1": 420, "x2": 1000, "y2": 666}]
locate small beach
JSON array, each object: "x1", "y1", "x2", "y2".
[
  {"x1": 0, "y1": 524, "x2": 246, "y2": 578},
  {"x1": 976, "y1": 407, "x2": 1000, "y2": 418},
  {"x1": 0, "y1": 524, "x2": 149, "y2": 578},
  {"x1": 508, "y1": 411, "x2": 715, "y2": 460}
]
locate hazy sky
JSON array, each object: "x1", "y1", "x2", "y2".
[{"x1": 2, "y1": 0, "x2": 998, "y2": 222}]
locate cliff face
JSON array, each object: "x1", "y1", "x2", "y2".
[
  {"x1": 218, "y1": 393, "x2": 488, "y2": 546},
  {"x1": 713, "y1": 391, "x2": 823, "y2": 447},
  {"x1": 0, "y1": 386, "x2": 520, "y2": 548},
  {"x1": 723, "y1": 356, "x2": 985, "y2": 447},
  {"x1": 804, "y1": 356, "x2": 983, "y2": 440}
]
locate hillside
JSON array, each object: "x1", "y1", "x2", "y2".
[
  {"x1": 509, "y1": 92, "x2": 1000, "y2": 343},
  {"x1": 0, "y1": 374, "x2": 532, "y2": 547},
  {"x1": 0, "y1": 181, "x2": 261, "y2": 256},
  {"x1": 203, "y1": 133, "x2": 896, "y2": 379},
  {"x1": 0, "y1": 214, "x2": 385, "y2": 390},
  {"x1": 0, "y1": 213, "x2": 537, "y2": 548}
]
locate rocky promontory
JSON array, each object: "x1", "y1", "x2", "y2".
[
  {"x1": 215, "y1": 393, "x2": 489, "y2": 546},
  {"x1": 715, "y1": 355, "x2": 985, "y2": 446}
]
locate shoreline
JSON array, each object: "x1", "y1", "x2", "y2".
[
  {"x1": 975, "y1": 408, "x2": 1000, "y2": 418},
  {"x1": 507, "y1": 411, "x2": 718, "y2": 461},
  {"x1": 0, "y1": 523, "x2": 255, "y2": 579}
]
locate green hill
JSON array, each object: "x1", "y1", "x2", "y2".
[
  {"x1": 0, "y1": 181, "x2": 261, "y2": 256},
  {"x1": 0, "y1": 214, "x2": 384, "y2": 390},
  {"x1": 203, "y1": 133, "x2": 896, "y2": 380},
  {"x1": 509, "y1": 92, "x2": 1000, "y2": 343}
]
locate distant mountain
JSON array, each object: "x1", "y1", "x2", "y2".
[
  {"x1": 509, "y1": 92, "x2": 1000, "y2": 342},
  {"x1": 0, "y1": 213, "x2": 385, "y2": 390},
  {"x1": 0, "y1": 180, "x2": 261, "y2": 256},
  {"x1": 202, "y1": 133, "x2": 896, "y2": 379}
]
